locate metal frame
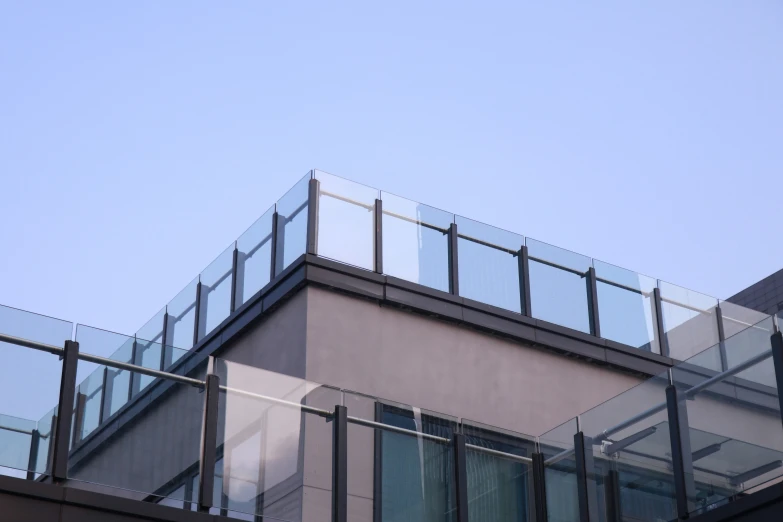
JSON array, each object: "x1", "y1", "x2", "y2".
[
  {"x1": 604, "y1": 468, "x2": 622, "y2": 522},
  {"x1": 373, "y1": 401, "x2": 383, "y2": 522},
  {"x1": 771, "y1": 332, "x2": 783, "y2": 427},
  {"x1": 332, "y1": 404, "x2": 348, "y2": 522},
  {"x1": 716, "y1": 304, "x2": 729, "y2": 370},
  {"x1": 307, "y1": 177, "x2": 320, "y2": 256},
  {"x1": 374, "y1": 198, "x2": 383, "y2": 274},
  {"x1": 519, "y1": 245, "x2": 532, "y2": 317},
  {"x1": 198, "y1": 372, "x2": 220, "y2": 512},
  {"x1": 25, "y1": 429, "x2": 40, "y2": 481},
  {"x1": 193, "y1": 280, "x2": 204, "y2": 346},
  {"x1": 270, "y1": 210, "x2": 280, "y2": 280},
  {"x1": 574, "y1": 431, "x2": 598, "y2": 522},
  {"x1": 230, "y1": 246, "x2": 240, "y2": 314},
  {"x1": 448, "y1": 222, "x2": 459, "y2": 296},
  {"x1": 666, "y1": 384, "x2": 696, "y2": 519},
  {"x1": 452, "y1": 432, "x2": 469, "y2": 522},
  {"x1": 586, "y1": 266, "x2": 601, "y2": 338},
  {"x1": 51, "y1": 339, "x2": 79, "y2": 482},
  {"x1": 531, "y1": 452, "x2": 548, "y2": 522},
  {"x1": 653, "y1": 287, "x2": 669, "y2": 357}
]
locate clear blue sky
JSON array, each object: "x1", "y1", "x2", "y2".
[{"x1": 1, "y1": 1, "x2": 782, "y2": 342}]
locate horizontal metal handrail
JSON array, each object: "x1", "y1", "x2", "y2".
[
  {"x1": 78, "y1": 353, "x2": 205, "y2": 388},
  {"x1": 219, "y1": 385, "x2": 334, "y2": 418},
  {"x1": 319, "y1": 189, "x2": 375, "y2": 211},
  {"x1": 465, "y1": 443, "x2": 533, "y2": 464},
  {"x1": 0, "y1": 333, "x2": 63, "y2": 355},
  {"x1": 0, "y1": 425, "x2": 35, "y2": 436},
  {"x1": 456, "y1": 233, "x2": 520, "y2": 256},
  {"x1": 381, "y1": 209, "x2": 450, "y2": 234}
]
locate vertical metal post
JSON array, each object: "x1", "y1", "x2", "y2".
[
  {"x1": 374, "y1": 199, "x2": 383, "y2": 274},
  {"x1": 230, "y1": 245, "x2": 240, "y2": 313},
  {"x1": 128, "y1": 337, "x2": 139, "y2": 399},
  {"x1": 653, "y1": 287, "x2": 670, "y2": 357},
  {"x1": 26, "y1": 429, "x2": 40, "y2": 480},
  {"x1": 270, "y1": 210, "x2": 280, "y2": 280},
  {"x1": 160, "y1": 311, "x2": 170, "y2": 370},
  {"x1": 586, "y1": 266, "x2": 601, "y2": 338},
  {"x1": 518, "y1": 245, "x2": 532, "y2": 317},
  {"x1": 452, "y1": 432, "x2": 469, "y2": 522},
  {"x1": 52, "y1": 339, "x2": 79, "y2": 482},
  {"x1": 198, "y1": 372, "x2": 220, "y2": 513},
  {"x1": 448, "y1": 222, "x2": 460, "y2": 296},
  {"x1": 71, "y1": 392, "x2": 86, "y2": 448},
  {"x1": 254, "y1": 410, "x2": 268, "y2": 522},
  {"x1": 604, "y1": 468, "x2": 622, "y2": 522},
  {"x1": 46, "y1": 413, "x2": 57, "y2": 475},
  {"x1": 716, "y1": 304, "x2": 728, "y2": 371},
  {"x1": 531, "y1": 452, "x2": 548, "y2": 522},
  {"x1": 193, "y1": 280, "x2": 204, "y2": 346},
  {"x1": 574, "y1": 432, "x2": 598, "y2": 522},
  {"x1": 770, "y1": 332, "x2": 783, "y2": 427},
  {"x1": 99, "y1": 367, "x2": 113, "y2": 423},
  {"x1": 666, "y1": 385, "x2": 695, "y2": 519},
  {"x1": 373, "y1": 401, "x2": 384, "y2": 522},
  {"x1": 333, "y1": 405, "x2": 348, "y2": 522},
  {"x1": 307, "y1": 177, "x2": 320, "y2": 256}
]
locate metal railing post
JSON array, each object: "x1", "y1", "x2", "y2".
[
  {"x1": 452, "y1": 432, "x2": 469, "y2": 522},
  {"x1": 51, "y1": 339, "x2": 79, "y2": 482},
  {"x1": 448, "y1": 222, "x2": 460, "y2": 296},
  {"x1": 653, "y1": 287, "x2": 670, "y2": 357},
  {"x1": 307, "y1": 176, "x2": 320, "y2": 256},
  {"x1": 333, "y1": 404, "x2": 348, "y2": 522},
  {"x1": 99, "y1": 367, "x2": 113, "y2": 423},
  {"x1": 574, "y1": 432, "x2": 598, "y2": 522},
  {"x1": 374, "y1": 199, "x2": 383, "y2": 274},
  {"x1": 198, "y1": 372, "x2": 220, "y2": 512},
  {"x1": 270, "y1": 210, "x2": 280, "y2": 279},
  {"x1": 604, "y1": 468, "x2": 622, "y2": 522},
  {"x1": 160, "y1": 310, "x2": 171, "y2": 370},
  {"x1": 716, "y1": 304, "x2": 728, "y2": 370},
  {"x1": 519, "y1": 245, "x2": 532, "y2": 317},
  {"x1": 129, "y1": 336, "x2": 139, "y2": 398},
  {"x1": 193, "y1": 279, "x2": 204, "y2": 346},
  {"x1": 666, "y1": 384, "x2": 695, "y2": 519},
  {"x1": 586, "y1": 266, "x2": 601, "y2": 338},
  {"x1": 230, "y1": 245, "x2": 241, "y2": 313},
  {"x1": 531, "y1": 451, "x2": 548, "y2": 522},
  {"x1": 770, "y1": 332, "x2": 783, "y2": 428},
  {"x1": 26, "y1": 429, "x2": 40, "y2": 480},
  {"x1": 373, "y1": 401, "x2": 383, "y2": 522}
]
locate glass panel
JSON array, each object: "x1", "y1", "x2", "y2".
[
  {"x1": 215, "y1": 358, "x2": 337, "y2": 522},
  {"x1": 198, "y1": 244, "x2": 234, "y2": 340},
  {"x1": 720, "y1": 301, "x2": 771, "y2": 340},
  {"x1": 236, "y1": 205, "x2": 274, "y2": 306},
  {"x1": 540, "y1": 417, "x2": 578, "y2": 522},
  {"x1": 314, "y1": 170, "x2": 378, "y2": 271},
  {"x1": 594, "y1": 260, "x2": 660, "y2": 353},
  {"x1": 74, "y1": 366, "x2": 104, "y2": 444},
  {"x1": 275, "y1": 173, "x2": 311, "y2": 276},
  {"x1": 0, "y1": 414, "x2": 37, "y2": 475},
  {"x1": 35, "y1": 407, "x2": 56, "y2": 475},
  {"x1": 165, "y1": 277, "x2": 198, "y2": 350},
  {"x1": 526, "y1": 239, "x2": 592, "y2": 334},
  {"x1": 463, "y1": 420, "x2": 534, "y2": 522},
  {"x1": 0, "y1": 304, "x2": 72, "y2": 420},
  {"x1": 456, "y1": 216, "x2": 524, "y2": 313},
  {"x1": 578, "y1": 371, "x2": 676, "y2": 522},
  {"x1": 134, "y1": 308, "x2": 165, "y2": 392},
  {"x1": 659, "y1": 280, "x2": 719, "y2": 362},
  {"x1": 381, "y1": 191, "x2": 453, "y2": 293},
  {"x1": 671, "y1": 324, "x2": 783, "y2": 516},
  {"x1": 67, "y1": 355, "x2": 205, "y2": 505}
]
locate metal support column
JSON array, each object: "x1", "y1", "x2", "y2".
[
  {"x1": 518, "y1": 245, "x2": 532, "y2": 317},
  {"x1": 373, "y1": 401, "x2": 383, "y2": 522},
  {"x1": 604, "y1": 468, "x2": 622, "y2": 522},
  {"x1": 448, "y1": 222, "x2": 460, "y2": 296},
  {"x1": 51, "y1": 339, "x2": 79, "y2": 482},
  {"x1": 333, "y1": 405, "x2": 348, "y2": 522},
  {"x1": 531, "y1": 452, "x2": 548, "y2": 522},
  {"x1": 666, "y1": 385, "x2": 695, "y2": 519},
  {"x1": 193, "y1": 280, "x2": 204, "y2": 346},
  {"x1": 128, "y1": 337, "x2": 139, "y2": 398},
  {"x1": 160, "y1": 311, "x2": 171, "y2": 370},
  {"x1": 99, "y1": 367, "x2": 114, "y2": 423},
  {"x1": 770, "y1": 332, "x2": 783, "y2": 427},
  {"x1": 270, "y1": 210, "x2": 280, "y2": 279},
  {"x1": 374, "y1": 199, "x2": 383, "y2": 274},
  {"x1": 586, "y1": 266, "x2": 601, "y2": 338},
  {"x1": 198, "y1": 372, "x2": 220, "y2": 513},
  {"x1": 26, "y1": 429, "x2": 40, "y2": 480},
  {"x1": 716, "y1": 304, "x2": 728, "y2": 371},
  {"x1": 653, "y1": 287, "x2": 669, "y2": 357},
  {"x1": 307, "y1": 177, "x2": 320, "y2": 256},
  {"x1": 574, "y1": 432, "x2": 598, "y2": 522},
  {"x1": 70, "y1": 392, "x2": 86, "y2": 448},
  {"x1": 230, "y1": 246, "x2": 240, "y2": 313},
  {"x1": 453, "y1": 432, "x2": 469, "y2": 522}
]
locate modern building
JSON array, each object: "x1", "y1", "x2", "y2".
[
  {"x1": 727, "y1": 269, "x2": 783, "y2": 316},
  {"x1": 1, "y1": 169, "x2": 783, "y2": 522}
]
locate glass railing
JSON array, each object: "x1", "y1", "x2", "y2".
[
  {"x1": 543, "y1": 314, "x2": 783, "y2": 522},
  {"x1": 0, "y1": 301, "x2": 782, "y2": 521}
]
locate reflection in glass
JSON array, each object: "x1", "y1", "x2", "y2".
[
  {"x1": 236, "y1": 206, "x2": 274, "y2": 307},
  {"x1": 381, "y1": 192, "x2": 452, "y2": 293},
  {"x1": 457, "y1": 216, "x2": 524, "y2": 313},
  {"x1": 275, "y1": 173, "x2": 311, "y2": 276},
  {"x1": 315, "y1": 170, "x2": 378, "y2": 271},
  {"x1": 659, "y1": 281, "x2": 719, "y2": 362},
  {"x1": 166, "y1": 278, "x2": 198, "y2": 350},
  {"x1": 198, "y1": 244, "x2": 234, "y2": 340},
  {"x1": 527, "y1": 239, "x2": 592, "y2": 334},
  {"x1": 594, "y1": 260, "x2": 659, "y2": 353}
]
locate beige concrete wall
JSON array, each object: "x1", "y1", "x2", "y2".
[{"x1": 304, "y1": 286, "x2": 643, "y2": 436}]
